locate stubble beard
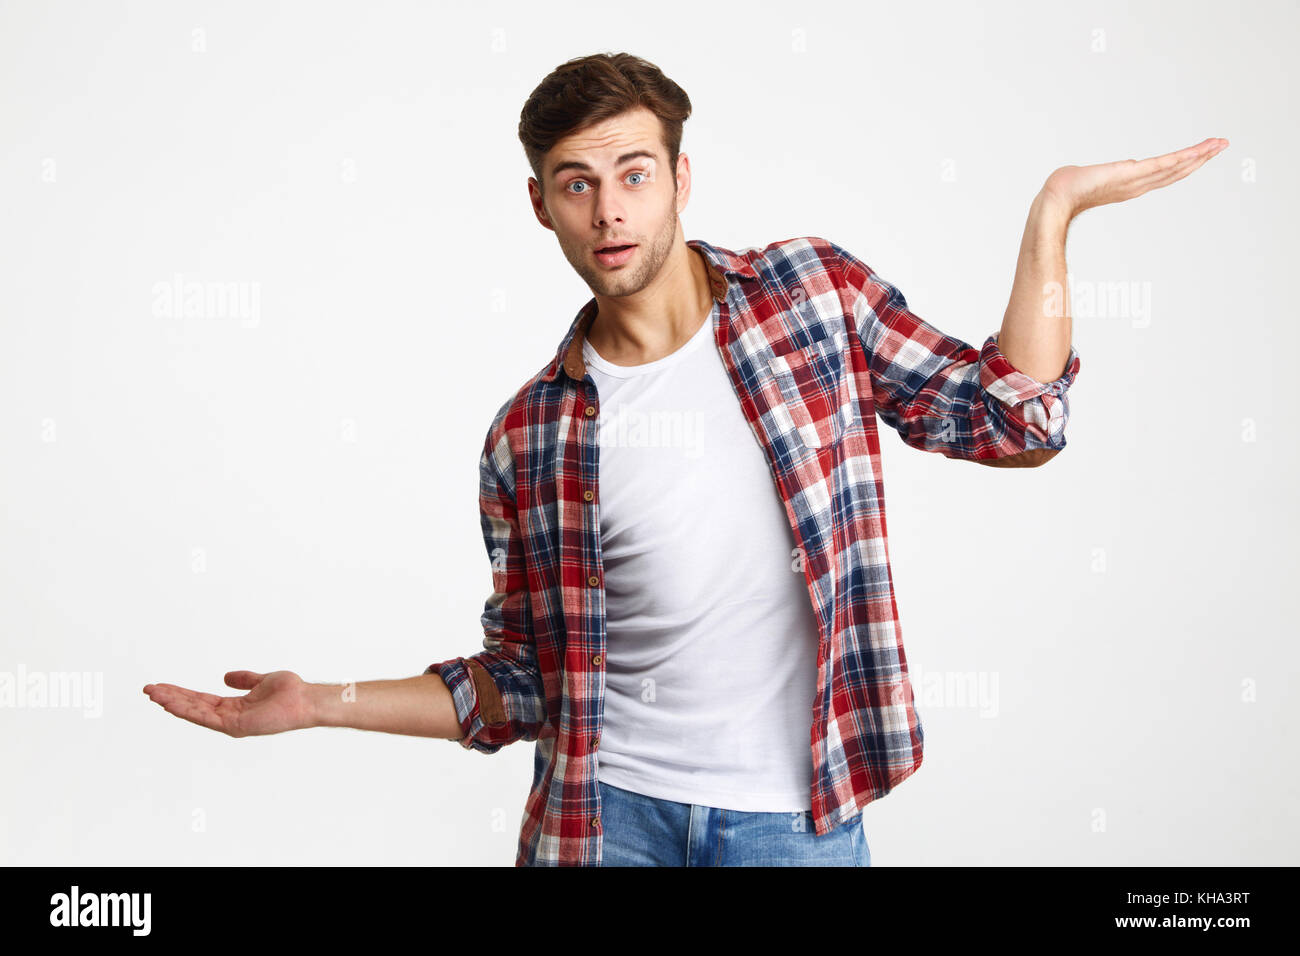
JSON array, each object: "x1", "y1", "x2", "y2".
[{"x1": 558, "y1": 194, "x2": 679, "y2": 299}]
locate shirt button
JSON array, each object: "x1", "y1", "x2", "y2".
[
  {"x1": 591, "y1": 735, "x2": 600, "y2": 749},
  {"x1": 587, "y1": 574, "x2": 599, "y2": 587},
  {"x1": 590, "y1": 817, "x2": 600, "y2": 829},
  {"x1": 592, "y1": 654, "x2": 603, "y2": 665},
  {"x1": 584, "y1": 405, "x2": 596, "y2": 416},
  {"x1": 583, "y1": 489, "x2": 594, "y2": 501}
]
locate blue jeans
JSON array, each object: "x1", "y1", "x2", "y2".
[{"x1": 597, "y1": 779, "x2": 871, "y2": 866}]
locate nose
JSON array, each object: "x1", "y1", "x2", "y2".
[{"x1": 593, "y1": 191, "x2": 625, "y2": 230}]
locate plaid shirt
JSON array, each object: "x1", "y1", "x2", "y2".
[{"x1": 427, "y1": 235, "x2": 1081, "y2": 866}]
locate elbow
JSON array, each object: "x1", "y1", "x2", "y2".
[
  {"x1": 467, "y1": 659, "x2": 508, "y2": 726},
  {"x1": 974, "y1": 446, "x2": 1063, "y2": 468},
  {"x1": 977, "y1": 395, "x2": 1071, "y2": 467},
  {"x1": 461, "y1": 659, "x2": 548, "y2": 752}
]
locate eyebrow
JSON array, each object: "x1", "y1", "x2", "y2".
[{"x1": 549, "y1": 149, "x2": 658, "y2": 180}]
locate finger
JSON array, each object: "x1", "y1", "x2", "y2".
[
  {"x1": 1126, "y1": 154, "x2": 1207, "y2": 193},
  {"x1": 1124, "y1": 148, "x2": 1201, "y2": 183},
  {"x1": 145, "y1": 682, "x2": 224, "y2": 708},
  {"x1": 147, "y1": 684, "x2": 229, "y2": 732},
  {"x1": 1142, "y1": 139, "x2": 1226, "y2": 177},
  {"x1": 1121, "y1": 143, "x2": 1223, "y2": 199},
  {"x1": 225, "y1": 670, "x2": 266, "y2": 690},
  {"x1": 1126, "y1": 138, "x2": 1222, "y2": 180},
  {"x1": 1151, "y1": 137, "x2": 1222, "y2": 166},
  {"x1": 1133, "y1": 148, "x2": 1220, "y2": 193}
]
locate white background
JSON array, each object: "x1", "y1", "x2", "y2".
[{"x1": 2, "y1": 0, "x2": 1295, "y2": 865}]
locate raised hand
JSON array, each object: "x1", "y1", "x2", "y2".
[
  {"x1": 143, "y1": 670, "x2": 317, "y2": 738},
  {"x1": 1041, "y1": 137, "x2": 1229, "y2": 219}
]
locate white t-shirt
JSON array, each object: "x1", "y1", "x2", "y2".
[{"x1": 583, "y1": 300, "x2": 820, "y2": 811}]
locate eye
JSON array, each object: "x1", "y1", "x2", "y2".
[
  {"x1": 626, "y1": 171, "x2": 647, "y2": 185},
  {"x1": 566, "y1": 180, "x2": 588, "y2": 194}
]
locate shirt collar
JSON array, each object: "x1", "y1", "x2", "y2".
[{"x1": 541, "y1": 238, "x2": 759, "y2": 384}]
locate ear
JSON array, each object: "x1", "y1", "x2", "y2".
[
  {"x1": 527, "y1": 177, "x2": 554, "y2": 232},
  {"x1": 674, "y1": 152, "x2": 692, "y2": 214}
]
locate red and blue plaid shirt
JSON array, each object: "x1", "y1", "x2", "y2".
[{"x1": 427, "y1": 235, "x2": 1081, "y2": 866}]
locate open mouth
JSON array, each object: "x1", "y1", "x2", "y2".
[{"x1": 594, "y1": 243, "x2": 637, "y2": 266}]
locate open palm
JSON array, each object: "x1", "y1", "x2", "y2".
[
  {"x1": 1043, "y1": 137, "x2": 1229, "y2": 218},
  {"x1": 143, "y1": 670, "x2": 315, "y2": 737}
]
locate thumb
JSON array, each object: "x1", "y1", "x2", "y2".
[{"x1": 224, "y1": 670, "x2": 266, "y2": 691}]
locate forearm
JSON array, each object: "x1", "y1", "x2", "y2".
[
  {"x1": 997, "y1": 190, "x2": 1074, "y2": 384},
  {"x1": 309, "y1": 673, "x2": 461, "y2": 739}
]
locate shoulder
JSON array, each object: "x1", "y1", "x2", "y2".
[{"x1": 707, "y1": 234, "x2": 849, "y2": 280}]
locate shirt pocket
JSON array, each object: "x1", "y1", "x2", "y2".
[{"x1": 766, "y1": 327, "x2": 850, "y2": 449}]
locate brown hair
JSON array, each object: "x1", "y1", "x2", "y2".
[{"x1": 518, "y1": 52, "x2": 692, "y2": 196}]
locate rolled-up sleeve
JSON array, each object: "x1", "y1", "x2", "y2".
[
  {"x1": 830, "y1": 240, "x2": 1081, "y2": 467},
  {"x1": 424, "y1": 421, "x2": 548, "y2": 753}
]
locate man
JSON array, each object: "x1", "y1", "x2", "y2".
[{"x1": 143, "y1": 52, "x2": 1227, "y2": 867}]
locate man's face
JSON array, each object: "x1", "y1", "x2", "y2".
[{"x1": 528, "y1": 107, "x2": 685, "y2": 298}]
